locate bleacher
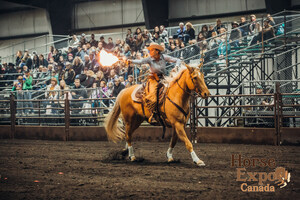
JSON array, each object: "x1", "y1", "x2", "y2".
[{"x1": 1, "y1": 10, "x2": 300, "y2": 127}]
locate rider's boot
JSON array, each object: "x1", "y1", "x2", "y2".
[{"x1": 148, "y1": 112, "x2": 158, "y2": 124}]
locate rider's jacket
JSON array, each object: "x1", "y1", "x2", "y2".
[{"x1": 131, "y1": 54, "x2": 181, "y2": 76}]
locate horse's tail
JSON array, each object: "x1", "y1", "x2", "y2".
[{"x1": 104, "y1": 93, "x2": 125, "y2": 143}]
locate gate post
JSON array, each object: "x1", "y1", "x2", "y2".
[
  {"x1": 190, "y1": 95, "x2": 197, "y2": 143},
  {"x1": 64, "y1": 94, "x2": 70, "y2": 141},
  {"x1": 10, "y1": 93, "x2": 16, "y2": 139},
  {"x1": 274, "y1": 83, "x2": 282, "y2": 145}
]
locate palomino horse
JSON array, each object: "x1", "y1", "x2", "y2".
[{"x1": 104, "y1": 63, "x2": 210, "y2": 166}]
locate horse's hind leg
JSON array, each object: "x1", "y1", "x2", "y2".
[
  {"x1": 166, "y1": 127, "x2": 178, "y2": 162},
  {"x1": 174, "y1": 122, "x2": 205, "y2": 167},
  {"x1": 124, "y1": 116, "x2": 143, "y2": 161}
]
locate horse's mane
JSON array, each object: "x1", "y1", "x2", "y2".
[{"x1": 165, "y1": 65, "x2": 187, "y2": 87}]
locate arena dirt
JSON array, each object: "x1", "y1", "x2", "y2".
[{"x1": 0, "y1": 140, "x2": 299, "y2": 199}]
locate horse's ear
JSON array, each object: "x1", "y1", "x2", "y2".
[{"x1": 185, "y1": 63, "x2": 194, "y2": 73}]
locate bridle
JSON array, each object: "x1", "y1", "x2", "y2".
[{"x1": 175, "y1": 69, "x2": 202, "y2": 96}]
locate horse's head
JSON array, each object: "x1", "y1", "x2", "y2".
[{"x1": 185, "y1": 63, "x2": 210, "y2": 99}]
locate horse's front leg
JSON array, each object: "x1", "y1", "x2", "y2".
[
  {"x1": 125, "y1": 123, "x2": 136, "y2": 161},
  {"x1": 174, "y1": 122, "x2": 205, "y2": 166},
  {"x1": 166, "y1": 127, "x2": 178, "y2": 162}
]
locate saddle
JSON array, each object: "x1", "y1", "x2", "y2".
[{"x1": 131, "y1": 81, "x2": 168, "y2": 105}]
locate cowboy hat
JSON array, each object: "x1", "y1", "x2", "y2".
[{"x1": 147, "y1": 42, "x2": 164, "y2": 52}]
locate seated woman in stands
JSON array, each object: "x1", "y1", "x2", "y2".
[
  {"x1": 217, "y1": 28, "x2": 231, "y2": 58},
  {"x1": 45, "y1": 77, "x2": 60, "y2": 114},
  {"x1": 183, "y1": 22, "x2": 195, "y2": 43}
]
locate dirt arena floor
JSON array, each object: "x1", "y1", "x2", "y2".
[{"x1": 0, "y1": 139, "x2": 299, "y2": 200}]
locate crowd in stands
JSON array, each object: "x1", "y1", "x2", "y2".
[{"x1": 0, "y1": 13, "x2": 284, "y2": 115}]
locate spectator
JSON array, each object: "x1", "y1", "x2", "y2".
[
  {"x1": 126, "y1": 29, "x2": 133, "y2": 39},
  {"x1": 32, "y1": 54, "x2": 39, "y2": 69},
  {"x1": 95, "y1": 71, "x2": 107, "y2": 87},
  {"x1": 7, "y1": 63, "x2": 17, "y2": 80},
  {"x1": 72, "y1": 57, "x2": 84, "y2": 77},
  {"x1": 258, "y1": 20, "x2": 275, "y2": 43},
  {"x1": 90, "y1": 82, "x2": 101, "y2": 115},
  {"x1": 107, "y1": 81, "x2": 114, "y2": 98},
  {"x1": 45, "y1": 77, "x2": 60, "y2": 114},
  {"x1": 39, "y1": 54, "x2": 48, "y2": 67},
  {"x1": 16, "y1": 51, "x2": 23, "y2": 66},
  {"x1": 100, "y1": 80, "x2": 109, "y2": 107},
  {"x1": 266, "y1": 14, "x2": 275, "y2": 27},
  {"x1": 83, "y1": 55, "x2": 92, "y2": 70},
  {"x1": 90, "y1": 34, "x2": 98, "y2": 47},
  {"x1": 70, "y1": 34, "x2": 80, "y2": 46},
  {"x1": 124, "y1": 44, "x2": 131, "y2": 58},
  {"x1": 115, "y1": 39, "x2": 122, "y2": 48},
  {"x1": 12, "y1": 76, "x2": 24, "y2": 115},
  {"x1": 134, "y1": 33, "x2": 143, "y2": 52},
  {"x1": 249, "y1": 14, "x2": 261, "y2": 35},
  {"x1": 229, "y1": 21, "x2": 242, "y2": 47},
  {"x1": 82, "y1": 70, "x2": 96, "y2": 88},
  {"x1": 63, "y1": 62, "x2": 75, "y2": 85},
  {"x1": 152, "y1": 32, "x2": 163, "y2": 44},
  {"x1": 159, "y1": 25, "x2": 169, "y2": 44},
  {"x1": 80, "y1": 33, "x2": 87, "y2": 47},
  {"x1": 239, "y1": 17, "x2": 248, "y2": 36},
  {"x1": 76, "y1": 45, "x2": 86, "y2": 61},
  {"x1": 106, "y1": 37, "x2": 115, "y2": 52},
  {"x1": 97, "y1": 41, "x2": 105, "y2": 51},
  {"x1": 48, "y1": 46, "x2": 54, "y2": 61},
  {"x1": 24, "y1": 52, "x2": 33, "y2": 69},
  {"x1": 53, "y1": 49, "x2": 61, "y2": 63},
  {"x1": 67, "y1": 53, "x2": 74, "y2": 63},
  {"x1": 126, "y1": 75, "x2": 134, "y2": 87},
  {"x1": 134, "y1": 27, "x2": 142, "y2": 39},
  {"x1": 138, "y1": 64, "x2": 149, "y2": 83},
  {"x1": 174, "y1": 22, "x2": 186, "y2": 41},
  {"x1": 107, "y1": 69, "x2": 118, "y2": 83},
  {"x1": 99, "y1": 36, "x2": 107, "y2": 48},
  {"x1": 214, "y1": 19, "x2": 225, "y2": 34},
  {"x1": 60, "y1": 86, "x2": 72, "y2": 109},
  {"x1": 207, "y1": 25, "x2": 215, "y2": 38},
  {"x1": 142, "y1": 33, "x2": 153, "y2": 49},
  {"x1": 217, "y1": 28, "x2": 231, "y2": 58},
  {"x1": 197, "y1": 32, "x2": 209, "y2": 53},
  {"x1": 71, "y1": 78, "x2": 88, "y2": 114},
  {"x1": 200, "y1": 25, "x2": 208, "y2": 39},
  {"x1": 22, "y1": 70, "x2": 33, "y2": 114},
  {"x1": 112, "y1": 77, "x2": 125, "y2": 97},
  {"x1": 56, "y1": 63, "x2": 64, "y2": 81}
]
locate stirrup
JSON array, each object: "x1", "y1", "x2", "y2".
[{"x1": 148, "y1": 113, "x2": 158, "y2": 124}]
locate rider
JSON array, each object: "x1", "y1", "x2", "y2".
[{"x1": 128, "y1": 42, "x2": 181, "y2": 123}]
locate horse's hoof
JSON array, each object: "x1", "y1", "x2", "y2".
[
  {"x1": 129, "y1": 156, "x2": 136, "y2": 162},
  {"x1": 195, "y1": 160, "x2": 205, "y2": 167},
  {"x1": 167, "y1": 158, "x2": 174, "y2": 163}
]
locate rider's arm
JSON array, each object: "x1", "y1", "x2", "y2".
[
  {"x1": 163, "y1": 54, "x2": 182, "y2": 67},
  {"x1": 130, "y1": 57, "x2": 151, "y2": 65}
]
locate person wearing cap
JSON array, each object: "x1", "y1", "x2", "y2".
[
  {"x1": 63, "y1": 61, "x2": 75, "y2": 85},
  {"x1": 128, "y1": 42, "x2": 181, "y2": 123},
  {"x1": 229, "y1": 21, "x2": 242, "y2": 47}
]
